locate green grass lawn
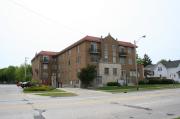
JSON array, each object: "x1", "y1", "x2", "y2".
[
  {"x1": 23, "y1": 86, "x2": 77, "y2": 97},
  {"x1": 97, "y1": 84, "x2": 180, "y2": 93},
  {"x1": 174, "y1": 117, "x2": 180, "y2": 119}
]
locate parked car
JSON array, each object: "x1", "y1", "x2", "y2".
[
  {"x1": 20, "y1": 81, "x2": 32, "y2": 88},
  {"x1": 16, "y1": 82, "x2": 22, "y2": 87}
]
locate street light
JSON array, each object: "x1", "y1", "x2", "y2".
[
  {"x1": 24, "y1": 57, "x2": 29, "y2": 79},
  {"x1": 134, "y1": 35, "x2": 146, "y2": 91}
]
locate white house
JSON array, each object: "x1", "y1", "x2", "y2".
[{"x1": 144, "y1": 60, "x2": 180, "y2": 82}]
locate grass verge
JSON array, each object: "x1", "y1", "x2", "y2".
[
  {"x1": 23, "y1": 85, "x2": 77, "y2": 97},
  {"x1": 37, "y1": 92, "x2": 77, "y2": 97},
  {"x1": 97, "y1": 84, "x2": 180, "y2": 93}
]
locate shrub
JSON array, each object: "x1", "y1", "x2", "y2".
[
  {"x1": 139, "y1": 80, "x2": 148, "y2": 85},
  {"x1": 139, "y1": 77, "x2": 177, "y2": 85},
  {"x1": 161, "y1": 79, "x2": 175, "y2": 84},
  {"x1": 107, "y1": 82, "x2": 120, "y2": 86},
  {"x1": 148, "y1": 79, "x2": 161, "y2": 84},
  {"x1": 24, "y1": 85, "x2": 55, "y2": 92},
  {"x1": 30, "y1": 79, "x2": 41, "y2": 86}
]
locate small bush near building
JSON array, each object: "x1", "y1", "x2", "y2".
[
  {"x1": 139, "y1": 80, "x2": 148, "y2": 85},
  {"x1": 24, "y1": 85, "x2": 55, "y2": 92},
  {"x1": 107, "y1": 82, "x2": 120, "y2": 86}
]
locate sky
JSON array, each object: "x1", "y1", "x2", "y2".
[{"x1": 0, "y1": 0, "x2": 180, "y2": 68}]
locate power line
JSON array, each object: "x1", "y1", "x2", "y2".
[{"x1": 8, "y1": 0, "x2": 86, "y2": 36}]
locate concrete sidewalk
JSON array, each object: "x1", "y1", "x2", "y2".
[{"x1": 59, "y1": 88, "x2": 112, "y2": 97}]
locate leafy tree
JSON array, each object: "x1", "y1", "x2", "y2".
[
  {"x1": 0, "y1": 66, "x2": 16, "y2": 83},
  {"x1": 0, "y1": 64, "x2": 32, "y2": 84},
  {"x1": 15, "y1": 64, "x2": 32, "y2": 82},
  {"x1": 159, "y1": 59, "x2": 167, "y2": 62},
  {"x1": 78, "y1": 65, "x2": 96, "y2": 88},
  {"x1": 142, "y1": 54, "x2": 152, "y2": 67},
  {"x1": 136, "y1": 54, "x2": 143, "y2": 65}
]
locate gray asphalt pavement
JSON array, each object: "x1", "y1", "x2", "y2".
[{"x1": 0, "y1": 84, "x2": 180, "y2": 119}]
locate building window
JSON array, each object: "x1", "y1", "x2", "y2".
[
  {"x1": 77, "y1": 56, "x2": 81, "y2": 64},
  {"x1": 104, "y1": 44, "x2": 108, "y2": 62},
  {"x1": 130, "y1": 71, "x2": 134, "y2": 77},
  {"x1": 43, "y1": 56, "x2": 49, "y2": 63},
  {"x1": 77, "y1": 45, "x2": 80, "y2": 54},
  {"x1": 43, "y1": 64, "x2": 48, "y2": 69},
  {"x1": 119, "y1": 46, "x2": 125, "y2": 53},
  {"x1": 128, "y1": 48, "x2": 132, "y2": 54},
  {"x1": 113, "y1": 57, "x2": 116, "y2": 63},
  {"x1": 68, "y1": 59, "x2": 71, "y2": 65},
  {"x1": 91, "y1": 54, "x2": 99, "y2": 62},
  {"x1": 158, "y1": 67, "x2": 162, "y2": 71},
  {"x1": 68, "y1": 50, "x2": 71, "y2": 56},
  {"x1": 128, "y1": 58, "x2": 132, "y2": 64},
  {"x1": 120, "y1": 57, "x2": 125, "y2": 64},
  {"x1": 112, "y1": 45, "x2": 116, "y2": 63},
  {"x1": 42, "y1": 72, "x2": 48, "y2": 79},
  {"x1": 90, "y1": 42, "x2": 97, "y2": 51},
  {"x1": 104, "y1": 68, "x2": 109, "y2": 75},
  {"x1": 52, "y1": 65, "x2": 57, "y2": 70},
  {"x1": 113, "y1": 68, "x2": 117, "y2": 75}
]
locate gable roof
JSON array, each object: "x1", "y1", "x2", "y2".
[
  {"x1": 160, "y1": 60, "x2": 180, "y2": 68},
  {"x1": 144, "y1": 64, "x2": 156, "y2": 71}
]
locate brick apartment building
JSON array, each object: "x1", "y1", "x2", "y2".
[{"x1": 31, "y1": 34, "x2": 144, "y2": 87}]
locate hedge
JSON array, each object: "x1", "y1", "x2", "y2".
[
  {"x1": 139, "y1": 78, "x2": 177, "y2": 85},
  {"x1": 107, "y1": 82, "x2": 120, "y2": 86}
]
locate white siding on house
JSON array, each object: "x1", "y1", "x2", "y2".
[
  {"x1": 146, "y1": 63, "x2": 180, "y2": 82},
  {"x1": 153, "y1": 63, "x2": 168, "y2": 78},
  {"x1": 167, "y1": 64, "x2": 180, "y2": 82}
]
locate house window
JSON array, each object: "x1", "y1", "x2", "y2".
[
  {"x1": 113, "y1": 68, "x2": 117, "y2": 75},
  {"x1": 128, "y1": 58, "x2": 132, "y2": 65},
  {"x1": 43, "y1": 56, "x2": 49, "y2": 63},
  {"x1": 104, "y1": 68, "x2": 109, "y2": 75},
  {"x1": 43, "y1": 64, "x2": 48, "y2": 69},
  {"x1": 158, "y1": 67, "x2": 162, "y2": 71},
  {"x1": 120, "y1": 57, "x2": 125, "y2": 64}
]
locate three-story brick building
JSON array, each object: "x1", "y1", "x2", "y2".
[{"x1": 31, "y1": 34, "x2": 144, "y2": 87}]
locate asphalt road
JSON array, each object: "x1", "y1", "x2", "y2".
[{"x1": 0, "y1": 84, "x2": 180, "y2": 119}]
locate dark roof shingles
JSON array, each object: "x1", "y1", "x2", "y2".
[{"x1": 161, "y1": 60, "x2": 180, "y2": 68}]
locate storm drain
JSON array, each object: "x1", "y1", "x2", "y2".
[
  {"x1": 34, "y1": 109, "x2": 46, "y2": 119},
  {"x1": 167, "y1": 113, "x2": 175, "y2": 116},
  {"x1": 110, "y1": 102, "x2": 119, "y2": 105},
  {"x1": 124, "y1": 104, "x2": 152, "y2": 111}
]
